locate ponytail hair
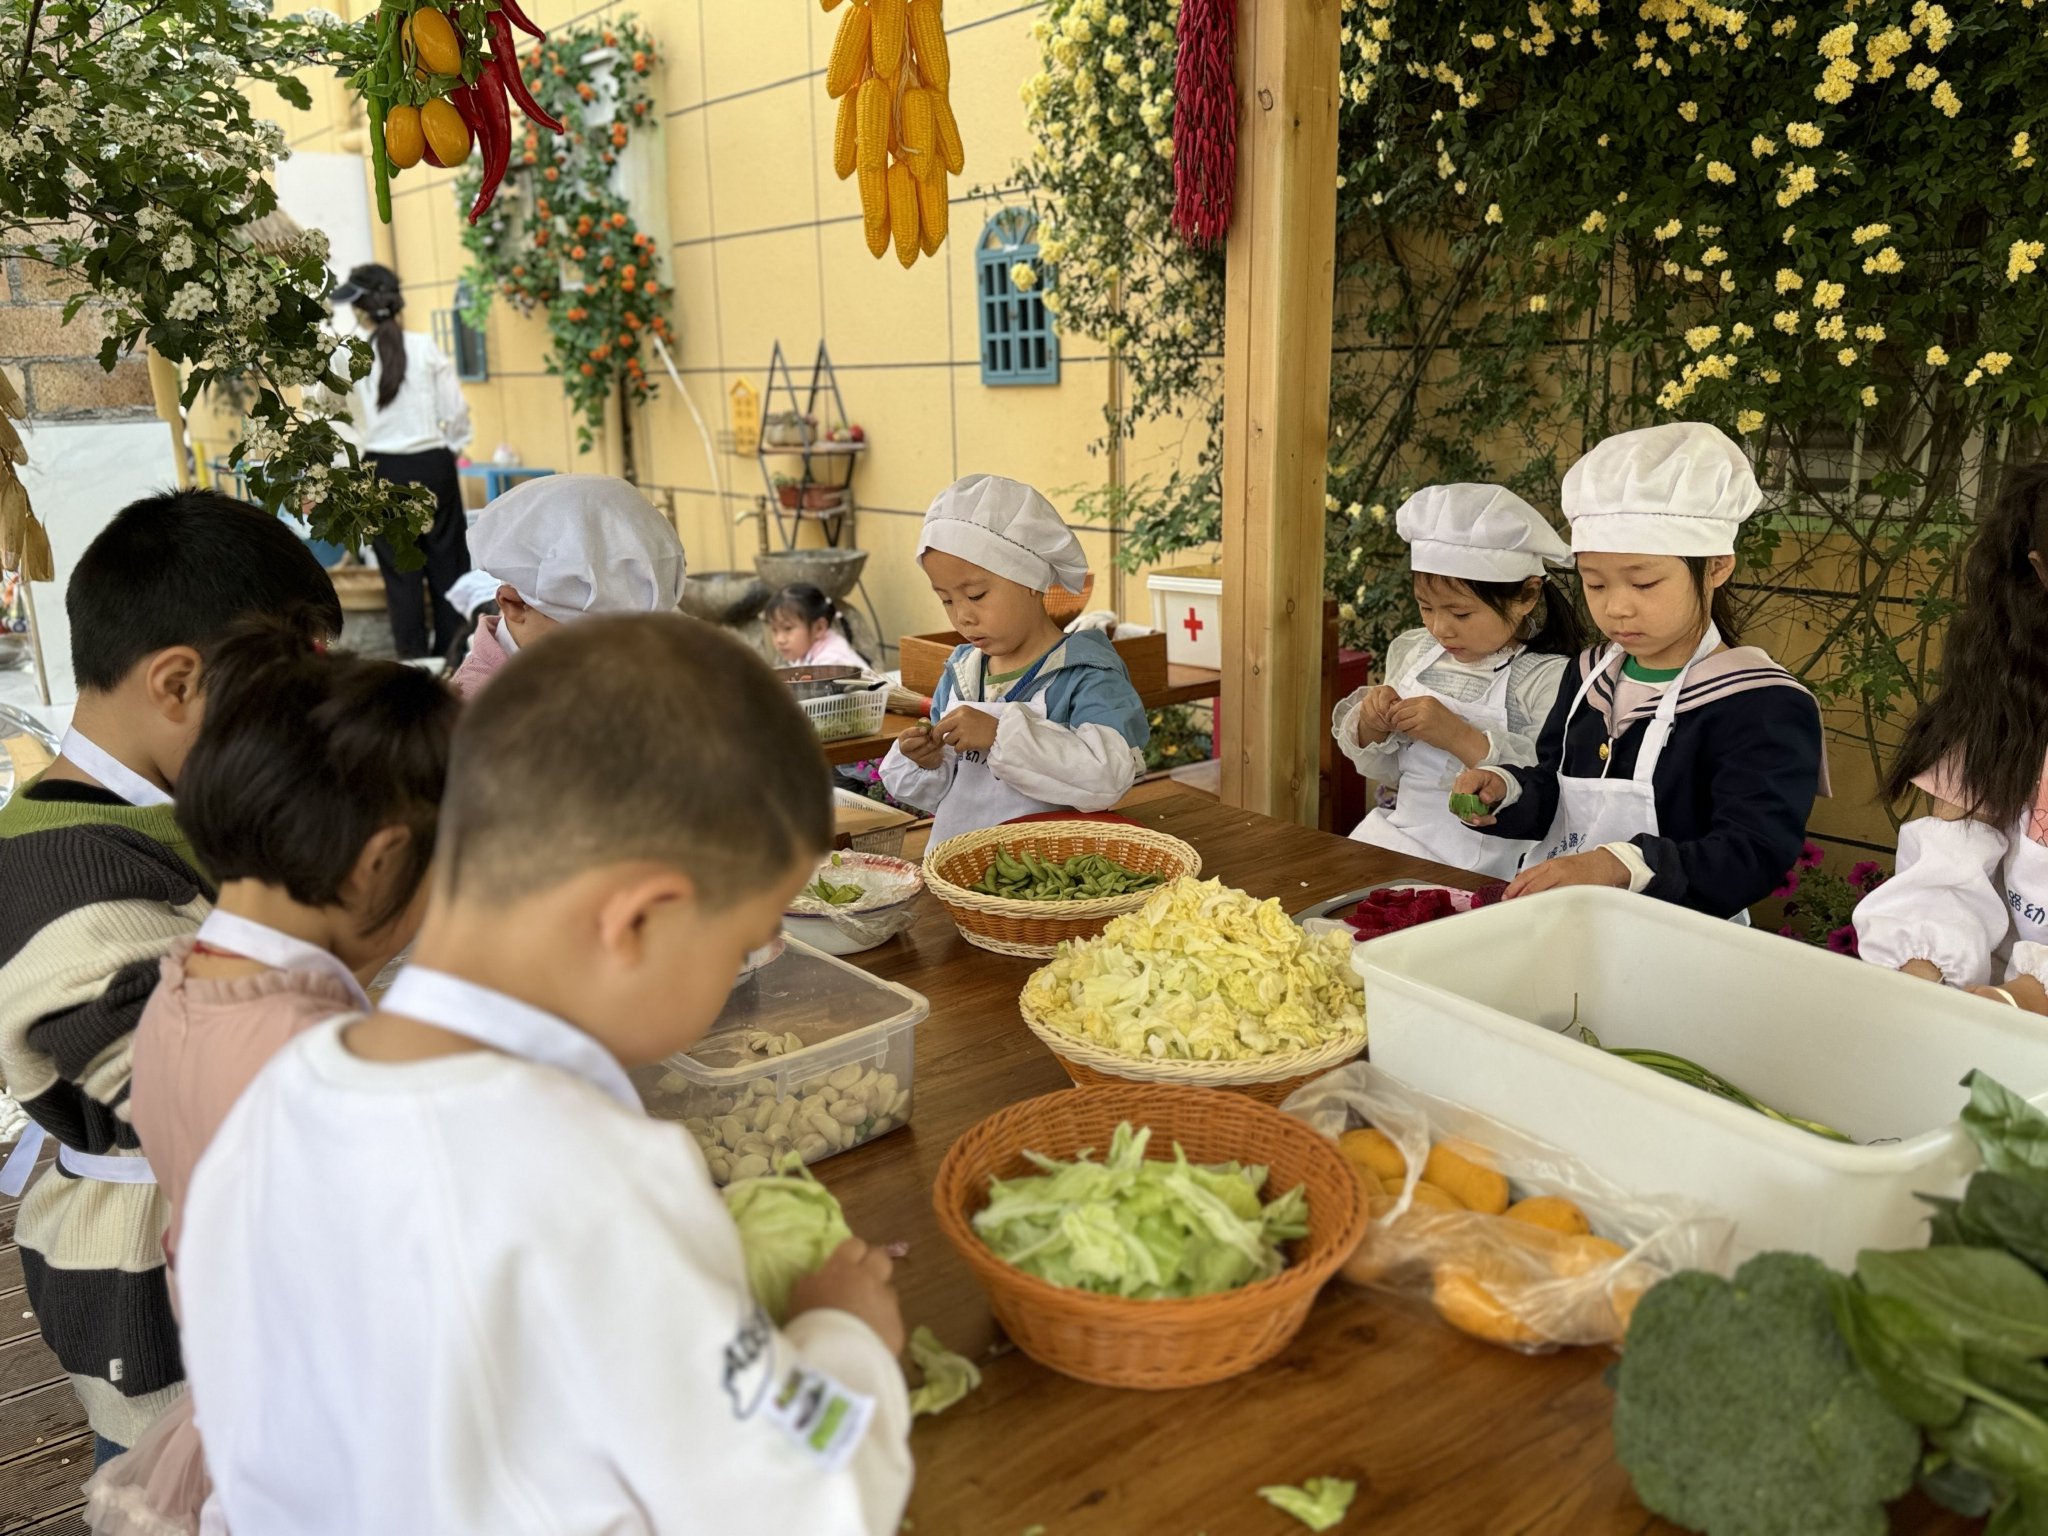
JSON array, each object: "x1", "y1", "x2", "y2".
[
  {"x1": 764, "y1": 583, "x2": 850, "y2": 641},
  {"x1": 338, "y1": 264, "x2": 409, "y2": 409},
  {"x1": 178, "y1": 616, "x2": 459, "y2": 933},
  {"x1": 1885, "y1": 463, "x2": 2048, "y2": 824},
  {"x1": 1416, "y1": 571, "x2": 1586, "y2": 657}
]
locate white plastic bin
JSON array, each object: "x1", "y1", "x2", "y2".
[
  {"x1": 1147, "y1": 565, "x2": 1222, "y2": 671},
  {"x1": 1353, "y1": 887, "x2": 2048, "y2": 1268}
]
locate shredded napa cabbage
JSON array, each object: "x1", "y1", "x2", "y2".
[
  {"x1": 972, "y1": 1123, "x2": 1310, "y2": 1300},
  {"x1": 724, "y1": 1161, "x2": 854, "y2": 1324},
  {"x1": 1021, "y1": 878, "x2": 1366, "y2": 1061}
]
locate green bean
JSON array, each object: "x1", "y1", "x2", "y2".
[{"x1": 970, "y1": 849, "x2": 1166, "y2": 902}]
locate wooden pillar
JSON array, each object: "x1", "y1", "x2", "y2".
[{"x1": 1218, "y1": 0, "x2": 1340, "y2": 825}]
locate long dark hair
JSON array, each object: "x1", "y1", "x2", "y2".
[
  {"x1": 344, "y1": 263, "x2": 408, "y2": 409},
  {"x1": 764, "y1": 583, "x2": 850, "y2": 641},
  {"x1": 1885, "y1": 463, "x2": 2048, "y2": 823},
  {"x1": 1415, "y1": 571, "x2": 1586, "y2": 657},
  {"x1": 179, "y1": 616, "x2": 458, "y2": 932},
  {"x1": 1682, "y1": 555, "x2": 1744, "y2": 646}
]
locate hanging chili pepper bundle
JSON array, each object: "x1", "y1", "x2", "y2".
[{"x1": 1171, "y1": 0, "x2": 1237, "y2": 247}]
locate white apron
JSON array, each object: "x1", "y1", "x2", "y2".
[
  {"x1": 929, "y1": 649, "x2": 1065, "y2": 848},
  {"x1": 1997, "y1": 828, "x2": 2048, "y2": 978},
  {"x1": 1530, "y1": 627, "x2": 1751, "y2": 924},
  {"x1": 1350, "y1": 642, "x2": 1530, "y2": 879},
  {"x1": 58, "y1": 727, "x2": 173, "y2": 806},
  {"x1": 379, "y1": 967, "x2": 641, "y2": 1111}
]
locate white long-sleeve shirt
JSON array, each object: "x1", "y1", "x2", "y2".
[
  {"x1": 178, "y1": 1020, "x2": 913, "y2": 1536},
  {"x1": 329, "y1": 329, "x2": 473, "y2": 456},
  {"x1": 1331, "y1": 628, "x2": 1568, "y2": 786},
  {"x1": 1854, "y1": 813, "x2": 2048, "y2": 988}
]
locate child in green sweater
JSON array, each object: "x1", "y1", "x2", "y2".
[{"x1": 0, "y1": 488, "x2": 341, "y2": 1462}]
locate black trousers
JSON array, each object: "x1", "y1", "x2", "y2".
[{"x1": 368, "y1": 447, "x2": 470, "y2": 658}]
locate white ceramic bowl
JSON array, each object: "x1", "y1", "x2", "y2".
[{"x1": 784, "y1": 852, "x2": 925, "y2": 957}]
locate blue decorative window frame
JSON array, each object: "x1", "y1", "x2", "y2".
[
  {"x1": 977, "y1": 208, "x2": 1059, "y2": 386},
  {"x1": 433, "y1": 282, "x2": 489, "y2": 382}
]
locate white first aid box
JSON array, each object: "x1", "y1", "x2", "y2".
[{"x1": 1147, "y1": 565, "x2": 1222, "y2": 671}]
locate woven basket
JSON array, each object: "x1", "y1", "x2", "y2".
[
  {"x1": 924, "y1": 822, "x2": 1201, "y2": 959},
  {"x1": 1042, "y1": 573, "x2": 1096, "y2": 626},
  {"x1": 934, "y1": 1084, "x2": 1368, "y2": 1389},
  {"x1": 1017, "y1": 987, "x2": 1367, "y2": 1104}
]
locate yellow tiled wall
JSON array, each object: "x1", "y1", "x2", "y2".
[{"x1": 253, "y1": 0, "x2": 1208, "y2": 658}]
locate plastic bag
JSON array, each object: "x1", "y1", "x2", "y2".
[{"x1": 1283, "y1": 1062, "x2": 1733, "y2": 1352}]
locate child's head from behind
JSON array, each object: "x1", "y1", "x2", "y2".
[
  {"x1": 468, "y1": 475, "x2": 686, "y2": 648},
  {"x1": 917, "y1": 475, "x2": 1088, "y2": 660},
  {"x1": 1564, "y1": 423, "x2": 1755, "y2": 666},
  {"x1": 438, "y1": 615, "x2": 831, "y2": 1063},
  {"x1": 178, "y1": 624, "x2": 459, "y2": 975},
  {"x1": 67, "y1": 489, "x2": 342, "y2": 783},
  {"x1": 765, "y1": 584, "x2": 839, "y2": 663}
]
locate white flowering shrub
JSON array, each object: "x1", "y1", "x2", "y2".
[
  {"x1": 1022, "y1": 0, "x2": 2048, "y2": 750},
  {"x1": 0, "y1": 1, "x2": 430, "y2": 559}
]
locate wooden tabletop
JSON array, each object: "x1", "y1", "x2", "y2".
[
  {"x1": 822, "y1": 665, "x2": 1224, "y2": 769},
  {"x1": 818, "y1": 795, "x2": 1968, "y2": 1536}
]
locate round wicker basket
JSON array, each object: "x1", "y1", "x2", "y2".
[
  {"x1": 934, "y1": 1084, "x2": 1369, "y2": 1389},
  {"x1": 923, "y1": 821, "x2": 1201, "y2": 959},
  {"x1": 1017, "y1": 986, "x2": 1367, "y2": 1105}
]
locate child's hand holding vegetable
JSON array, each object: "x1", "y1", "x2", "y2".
[
  {"x1": 1449, "y1": 767, "x2": 1509, "y2": 826},
  {"x1": 934, "y1": 706, "x2": 998, "y2": 756},
  {"x1": 897, "y1": 722, "x2": 945, "y2": 770},
  {"x1": 789, "y1": 1237, "x2": 906, "y2": 1356},
  {"x1": 1353, "y1": 684, "x2": 1402, "y2": 746},
  {"x1": 1391, "y1": 695, "x2": 1490, "y2": 766}
]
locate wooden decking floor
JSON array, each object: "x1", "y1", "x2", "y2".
[{"x1": 0, "y1": 1146, "x2": 92, "y2": 1534}]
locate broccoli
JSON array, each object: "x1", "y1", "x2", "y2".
[{"x1": 1611, "y1": 1252, "x2": 1922, "y2": 1536}]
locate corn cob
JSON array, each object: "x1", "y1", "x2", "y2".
[
  {"x1": 917, "y1": 170, "x2": 948, "y2": 256},
  {"x1": 859, "y1": 163, "x2": 891, "y2": 259},
  {"x1": 908, "y1": 0, "x2": 949, "y2": 89},
  {"x1": 825, "y1": 3, "x2": 870, "y2": 99},
  {"x1": 871, "y1": 0, "x2": 906, "y2": 78},
  {"x1": 888, "y1": 159, "x2": 920, "y2": 268},
  {"x1": 933, "y1": 92, "x2": 965, "y2": 175},
  {"x1": 833, "y1": 86, "x2": 860, "y2": 180},
  {"x1": 901, "y1": 87, "x2": 937, "y2": 183},
  {"x1": 856, "y1": 75, "x2": 890, "y2": 172}
]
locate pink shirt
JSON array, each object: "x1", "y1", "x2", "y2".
[
  {"x1": 131, "y1": 943, "x2": 362, "y2": 1264},
  {"x1": 449, "y1": 613, "x2": 511, "y2": 699},
  {"x1": 1913, "y1": 751, "x2": 2048, "y2": 846},
  {"x1": 800, "y1": 630, "x2": 869, "y2": 670}
]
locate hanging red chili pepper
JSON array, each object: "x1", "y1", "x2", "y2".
[
  {"x1": 463, "y1": 68, "x2": 511, "y2": 226},
  {"x1": 487, "y1": 11, "x2": 564, "y2": 133},
  {"x1": 1171, "y1": 0, "x2": 1237, "y2": 246},
  {"x1": 495, "y1": 0, "x2": 547, "y2": 44}
]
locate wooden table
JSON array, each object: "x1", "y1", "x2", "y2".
[
  {"x1": 822, "y1": 665, "x2": 1224, "y2": 769},
  {"x1": 819, "y1": 795, "x2": 1968, "y2": 1536}
]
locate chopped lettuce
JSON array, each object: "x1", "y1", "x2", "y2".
[
  {"x1": 724, "y1": 1161, "x2": 853, "y2": 1324},
  {"x1": 971, "y1": 1123, "x2": 1310, "y2": 1299},
  {"x1": 906, "y1": 1325, "x2": 981, "y2": 1417},
  {"x1": 1021, "y1": 879, "x2": 1366, "y2": 1062},
  {"x1": 1258, "y1": 1478, "x2": 1358, "y2": 1532}
]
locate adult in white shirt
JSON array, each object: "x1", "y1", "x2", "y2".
[{"x1": 330, "y1": 263, "x2": 475, "y2": 659}]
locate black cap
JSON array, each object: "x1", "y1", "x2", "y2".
[{"x1": 330, "y1": 262, "x2": 402, "y2": 312}]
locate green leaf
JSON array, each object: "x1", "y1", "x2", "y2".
[
  {"x1": 1961, "y1": 1074, "x2": 2048, "y2": 1188},
  {"x1": 1919, "y1": 1454, "x2": 2002, "y2": 1520},
  {"x1": 1858, "y1": 1247, "x2": 2048, "y2": 1360},
  {"x1": 1828, "y1": 1275, "x2": 1967, "y2": 1428},
  {"x1": 1967, "y1": 1173, "x2": 2048, "y2": 1274},
  {"x1": 1938, "y1": 1406, "x2": 2048, "y2": 1496},
  {"x1": 275, "y1": 76, "x2": 312, "y2": 111}
]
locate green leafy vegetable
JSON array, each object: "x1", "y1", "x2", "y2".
[
  {"x1": 724, "y1": 1162, "x2": 853, "y2": 1324},
  {"x1": 1857, "y1": 1248, "x2": 2048, "y2": 1361},
  {"x1": 1257, "y1": 1478, "x2": 1357, "y2": 1532},
  {"x1": 1828, "y1": 1276, "x2": 1968, "y2": 1428},
  {"x1": 1611, "y1": 1252, "x2": 1921, "y2": 1536},
  {"x1": 1963, "y1": 1072, "x2": 2048, "y2": 1188},
  {"x1": 1447, "y1": 791, "x2": 1489, "y2": 822},
  {"x1": 906, "y1": 1326, "x2": 981, "y2": 1418},
  {"x1": 808, "y1": 877, "x2": 866, "y2": 906},
  {"x1": 1965, "y1": 1173, "x2": 2048, "y2": 1274},
  {"x1": 971, "y1": 1123, "x2": 1309, "y2": 1299}
]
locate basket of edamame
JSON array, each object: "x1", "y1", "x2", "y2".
[{"x1": 924, "y1": 820, "x2": 1202, "y2": 958}]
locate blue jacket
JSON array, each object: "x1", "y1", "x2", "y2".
[{"x1": 930, "y1": 629, "x2": 1150, "y2": 750}]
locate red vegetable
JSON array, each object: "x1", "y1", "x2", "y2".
[
  {"x1": 495, "y1": 0, "x2": 547, "y2": 42},
  {"x1": 461, "y1": 70, "x2": 510, "y2": 226},
  {"x1": 1343, "y1": 885, "x2": 1474, "y2": 941},
  {"x1": 487, "y1": 12, "x2": 563, "y2": 133}
]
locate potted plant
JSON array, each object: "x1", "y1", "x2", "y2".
[{"x1": 771, "y1": 473, "x2": 804, "y2": 510}]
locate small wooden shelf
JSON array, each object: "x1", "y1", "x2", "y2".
[{"x1": 758, "y1": 442, "x2": 866, "y2": 458}]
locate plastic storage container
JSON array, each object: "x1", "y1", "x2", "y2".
[
  {"x1": 797, "y1": 681, "x2": 890, "y2": 742},
  {"x1": 633, "y1": 936, "x2": 927, "y2": 1185},
  {"x1": 1354, "y1": 887, "x2": 2048, "y2": 1268},
  {"x1": 1147, "y1": 565, "x2": 1223, "y2": 671}
]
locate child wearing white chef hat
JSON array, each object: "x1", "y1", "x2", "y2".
[
  {"x1": 1854, "y1": 465, "x2": 2048, "y2": 1015},
  {"x1": 449, "y1": 474, "x2": 686, "y2": 698},
  {"x1": 1454, "y1": 423, "x2": 1826, "y2": 919},
  {"x1": 880, "y1": 474, "x2": 1148, "y2": 845},
  {"x1": 1334, "y1": 484, "x2": 1583, "y2": 878}
]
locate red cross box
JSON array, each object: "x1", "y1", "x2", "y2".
[{"x1": 1146, "y1": 564, "x2": 1223, "y2": 672}]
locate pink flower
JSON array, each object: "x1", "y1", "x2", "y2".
[
  {"x1": 1778, "y1": 924, "x2": 1797, "y2": 938},
  {"x1": 1850, "y1": 861, "x2": 1884, "y2": 891},
  {"x1": 1799, "y1": 840, "x2": 1826, "y2": 870},
  {"x1": 1826, "y1": 925, "x2": 1859, "y2": 955},
  {"x1": 1772, "y1": 869, "x2": 1803, "y2": 901}
]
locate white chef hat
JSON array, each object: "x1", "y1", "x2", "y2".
[
  {"x1": 1563, "y1": 423, "x2": 1761, "y2": 557},
  {"x1": 466, "y1": 474, "x2": 685, "y2": 624},
  {"x1": 916, "y1": 474, "x2": 1089, "y2": 594},
  {"x1": 1396, "y1": 484, "x2": 1573, "y2": 582}
]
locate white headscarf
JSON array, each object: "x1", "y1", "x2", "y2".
[
  {"x1": 916, "y1": 474, "x2": 1090, "y2": 594},
  {"x1": 466, "y1": 474, "x2": 685, "y2": 624},
  {"x1": 1564, "y1": 423, "x2": 1761, "y2": 557},
  {"x1": 1396, "y1": 484, "x2": 1573, "y2": 582}
]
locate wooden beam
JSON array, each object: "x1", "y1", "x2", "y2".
[{"x1": 1218, "y1": 0, "x2": 1341, "y2": 825}]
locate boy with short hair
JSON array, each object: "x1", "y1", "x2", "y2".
[
  {"x1": 179, "y1": 615, "x2": 913, "y2": 1534},
  {"x1": 0, "y1": 488, "x2": 342, "y2": 1459}
]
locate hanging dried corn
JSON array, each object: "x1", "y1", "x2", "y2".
[
  {"x1": 1171, "y1": 0, "x2": 1237, "y2": 246},
  {"x1": 825, "y1": 0, "x2": 963, "y2": 267}
]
